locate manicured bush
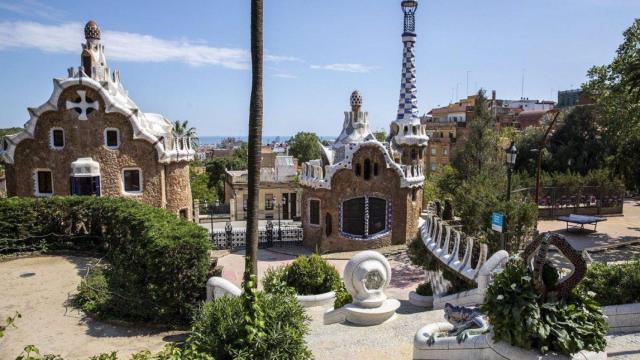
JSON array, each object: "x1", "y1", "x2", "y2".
[
  {"x1": 263, "y1": 254, "x2": 340, "y2": 296},
  {"x1": 286, "y1": 254, "x2": 340, "y2": 295},
  {"x1": 189, "y1": 291, "x2": 312, "y2": 360},
  {"x1": 482, "y1": 258, "x2": 607, "y2": 356},
  {"x1": 0, "y1": 197, "x2": 211, "y2": 326},
  {"x1": 415, "y1": 282, "x2": 433, "y2": 296},
  {"x1": 578, "y1": 260, "x2": 640, "y2": 306}
]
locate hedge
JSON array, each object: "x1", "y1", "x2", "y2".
[
  {"x1": 578, "y1": 260, "x2": 640, "y2": 306},
  {"x1": 0, "y1": 196, "x2": 211, "y2": 325}
]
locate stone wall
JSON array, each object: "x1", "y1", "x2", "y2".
[
  {"x1": 302, "y1": 145, "x2": 421, "y2": 253},
  {"x1": 165, "y1": 162, "x2": 193, "y2": 220},
  {"x1": 5, "y1": 85, "x2": 191, "y2": 217}
]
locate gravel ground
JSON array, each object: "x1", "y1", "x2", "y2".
[{"x1": 1, "y1": 255, "x2": 638, "y2": 360}]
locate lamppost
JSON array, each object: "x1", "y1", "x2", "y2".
[
  {"x1": 505, "y1": 141, "x2": 518, "y2": 201},
  {"x1": 270, "y1": 195, "x2": 288, "y2": 242}
]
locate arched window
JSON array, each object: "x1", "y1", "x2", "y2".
[
  {"x1": 341, "y1": 196, "x2": 388, "y2": 239},
  {"x1": 411, "y1": 148, "x2": 417, "y2": 160},
  {"x1": 404, "y1": 126, "x2": 408, "y2": 135},
  {"x1": 363, "y1": 159, "x2": 371, "y2": 180},
  {"x1": 373, "y1": 162, "x2": 379, "y2": 176},
  {"x1": 355, "y1": 163, "x2": 362, "y2": 177}
]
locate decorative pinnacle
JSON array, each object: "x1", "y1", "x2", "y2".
[
  {"x1": 401, "y1": 0, "x2": 418, "y2": 36},
  {"x1": 350, "y1": 90, "x2": 363, "y2": 112},
  {"x1": 84, "y1": 20, "x2": 101, "y2": 40}
]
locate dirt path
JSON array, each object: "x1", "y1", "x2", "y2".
[{"x1": 0, "y1": 256, "x2": 182, "y2": 360}]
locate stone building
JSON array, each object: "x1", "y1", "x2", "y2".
[
  {"x1": 224, "y1": 155, "x2": 302, "y2": 221},
  {"x1": 299, "y1": 1, "x2": 428, "y2": 253},
  {"x1": 0, "y1": 21, "x2": 195, "y2": 219}
]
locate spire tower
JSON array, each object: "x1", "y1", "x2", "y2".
[{"x1": 389, "y1": 1, "x2": 428, "y2": 166}]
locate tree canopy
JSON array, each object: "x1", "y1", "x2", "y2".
[
  {"x1": 583, "y1": 18, "x2": 640, "y2": 191},
  {"x1": 288, "y1": 132, "x2": 321, "y2": 163}
]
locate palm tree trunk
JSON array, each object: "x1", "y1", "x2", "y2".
[{"x1": 244, "y1": 0, "x2": 263, "y2": 286}]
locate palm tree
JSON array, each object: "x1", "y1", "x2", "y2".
[
  {"x1": 244, "y1": 0, "x2": 263, "y2": 284},
  {"x1": 173, "y1": 120, "x2": 199, "y2": 148}
]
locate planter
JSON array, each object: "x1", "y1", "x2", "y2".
[
  {"x1": 414, "y1": 323, "x2": 606, "y2": 360},
  {"x1": 296, "y1": 291, "x2": 336, "y2": 308},
  {"x1": 602, "y1": 302, "x2": 640, "y2": 334},
  {"x1": 408, "y1": 291, "x2": 434, "y2": 308}
]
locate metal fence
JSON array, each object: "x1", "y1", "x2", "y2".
[
  {"x1": 210, "y1": 222, "x2": 303, "y2": 250},
  {"x1": 513, "y1": 186, "x2": 625, "y2": 218}
]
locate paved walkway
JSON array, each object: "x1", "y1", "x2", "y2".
[
  {"x1": 538, "y1": 200, "x2": 640, "y2": 251},
  {"x1": 215, "y1": 247, "x2": 425, "y2": 299},
  {"x1": 0, "y1": 255, "x2": 638, "y2": 359}
]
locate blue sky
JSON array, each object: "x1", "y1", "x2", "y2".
[{"x1": 0, "y1": 0, "x2": 638, "y2": 136}]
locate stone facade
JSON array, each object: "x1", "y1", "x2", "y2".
[
  {"x1": 1, "y1": 21, "x2": 194, "y2": 219},
  {"x1": 300, "y1": 3, "x2": 428, "y2": 253},
  {"x1": 302, "y1": 144, "x2": 422, "y2": 252}
]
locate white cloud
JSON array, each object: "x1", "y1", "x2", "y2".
[
  {"x1": 0, "y1": 21, "x2": 299, "y2": 70},
  {"x1": 273, "y1": 73, "x2": 297, "y2": 79},
  {"x1": 310, "y1": 63, "x2": 378, "y2": 73},
  {"x1": 0, "y1": 0, "x2": 65, "y2": 20}
]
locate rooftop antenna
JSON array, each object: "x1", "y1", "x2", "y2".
[
  {"x1": 521, "y1": 68, "x2": 526, "y2": 99},
  {"x1": 466, "y1": 70, "x2": 471, "y2": 96}
]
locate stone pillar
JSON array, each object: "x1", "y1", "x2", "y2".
[{"x1": 193, "y1": 199, "x2": 200, "y2": 223}]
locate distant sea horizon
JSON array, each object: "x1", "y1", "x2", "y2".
[{"x1": 198, "y1": 135, "x2": 335, "y2": 145}]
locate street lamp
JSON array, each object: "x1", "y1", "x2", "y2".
[{"x1": 505, "y1": 141, "x2": 517, "y2": 201}]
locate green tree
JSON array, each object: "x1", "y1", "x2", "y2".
[
  {"x1": 190, "y1": 166, "x2": 216, "y2": 204},
  {"x1": 547, "y1": 106, "x2": 606, "y2": 174},
  {"x1": 288, "y1": 132, "x2": 321, "y2": 163},
  {"x1": 374, "y1": 130, "x2": 387, "y2": 142},
  {"x1": 583, "y1": 19, "x2": 640, "y2": 191},
  {"x1": 452, "y1": 90, "x2": 501, "y2": 180},
  {"x1": 173, "y1": 120, "x2": 199, "y2": 148}
]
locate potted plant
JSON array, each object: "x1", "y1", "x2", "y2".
[
  {"x1": 409, "y1": 282, "x2": 434, "y2": 308},
  {"x1": 263, "y1": 254, "x2": 340, "y2": 308}
]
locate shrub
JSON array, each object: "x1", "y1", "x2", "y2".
[
  {"x1": 407, "y1": 238, "x2": 438, "y2": 271},
  {"x1": 577, "y1": 260, "x2": 640, "y2": 306},
  {"x1": 0, "y1": 197, "x2": 211, "y2": 325},
  {"x1": 75, "y1": 267, "x2": 111, "y2": 316},
  {"x1": 333, "y1": 282, "x2": 352, "y2": 309},
  {"x1": 415, "y1": 282, "x2": 433, "y2": 296},
  {"x1": 262, "y1": 265, "x2": 293, "y2": 295},
  {"x1": 482, "y1": 258, "x2": 607, "y2": 356},
  {"x1": 189, "y1": 291, "x2": 312, "y2": 360},
  {"x1": 286, "y1": 254, "x2": 341, "y2": 295}
]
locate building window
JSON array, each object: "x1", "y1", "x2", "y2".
[
  {"x1": 341, "y1": 196, "x2": 388, "y2": 239},
  {"x1": 104, "y1": 128, "x2": 120, "y2": 149},
  {"x1": 265, "y1": 193, "x2": 274, "y2": 210},
  {"x1": 411, "y1": 188, "x2": 417, "y2": 201},
  {"x1": 431, "y1": 163, "x2": 437, "y2": 171},
  {"x1": 325, "y1": 213, "x2": 332, "y2": 236},
  {"x1": 309, "y1": 199, "x2": 320, "y2": 225},
  {"x1": 34, "y1": 170, "x2": 53, "y2": 196},
  {"x1": 243, "y1": 195, "x2": 248, "y2": 211},
  {"x1": 363, "y1": 159, "x2": 371, "y2": 180},
  {"x1": 431, "y1": 147, "x2": 436, "y2": 156},
  {"x1": 444, "y1": 148, "x2": 449, "y2": 156},
  {"x1": 411, "y1": 148, "x2": 417, "y2": 160},
  {"x1": 179, "y1": 208, "x2": 189, "y2": 219},
  {"x1": 122, "y1": 168, "x2": 142, "y2": 194},
  {"x1": 373, "y1": 162, "x2": 379, "y2": 176},
  {"x1": 50, "y1": 128, "x2": 64, "y2": 149}
]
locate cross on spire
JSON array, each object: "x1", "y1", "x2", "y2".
[{"x1": 66, "y1": 90, "x2": 99, "y2": 120}]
